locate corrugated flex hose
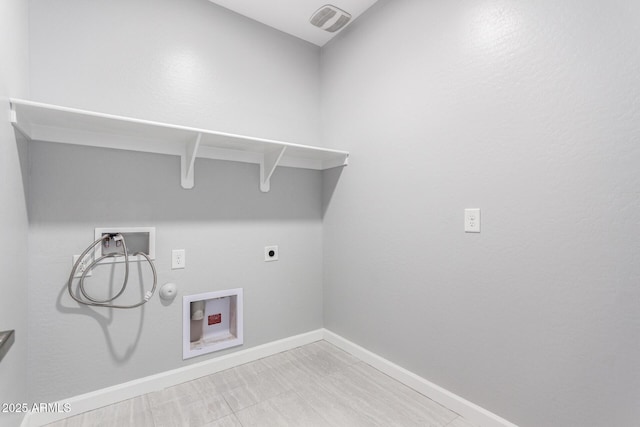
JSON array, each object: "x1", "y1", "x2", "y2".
[{"x1": 67, "y1": 234, "x2": 157, "y2": 309}]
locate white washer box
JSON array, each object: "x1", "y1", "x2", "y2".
[
  {"x1": 93, "y1": 227, "x2": 156, "y2": 263},
  {"x1": 183, "y1": 288, "x2": 243, "y2": 360}
]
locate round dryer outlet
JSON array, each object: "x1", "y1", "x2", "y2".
[{"x1": 264, "y1": 246, "x2": 278, "y2": 262}]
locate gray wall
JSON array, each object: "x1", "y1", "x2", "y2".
[
  {"x1": 0, "y1": 0, "x2": 29, "y2": 426},
  {"x1": 29, "y1": 0, "x2": 320, "y2": 145},
  {"x1": 28, "y1": 0, "x2": 323, "y2": 402},
  {"x1": 24, "y1": 0, "x2": 640, "y2": 424},
  {"x1": 321, "y1": 1, "x2": 640, "y2": 426}
]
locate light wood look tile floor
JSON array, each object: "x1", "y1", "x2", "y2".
[{"x1": 46, "y1": 340, "x2": 476, "y2": 427}]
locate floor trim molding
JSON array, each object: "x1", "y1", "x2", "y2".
[
  {"x1": 21, "y1": 329, "x2": 324, "y2": 427},
  {"x1": 23, "y1": 328, "x2": 517, "y2": 427},
  {"x1": 323, "y1": 329, "x2": 517, "y2": 427}
]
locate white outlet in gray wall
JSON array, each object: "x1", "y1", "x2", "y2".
[
  {"x1": 172, "y1": 249, "x2": 186, "y2": 269},
  {"x1": 464, "y1": 209, "x2": 481, "y2": 233}
]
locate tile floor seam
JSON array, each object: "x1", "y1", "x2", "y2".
[
  {"x1": 234, "y1": 412, "x2": 247, "y2": 427},
  {"x1": 290, "y1": 388, "x2": 337, "y2": 426},
  {"x1": 196, "y1": 378, "x2": 235, "y2": 423},
  {"x1": 43, "y1": 340, "x2": 472, "y2": 427},
  {"x1": 220, "y1": 390, "x2": 234, "y2": 419},
  {"x1": 444, "y1": 416, "x2": 459, "y2": 426},
  {"x1": 142, "y1": 394, "x2": 158, "y2": 427},
  {"x1": 227, "y1": 386, "x2": 290, "y2": 415}
]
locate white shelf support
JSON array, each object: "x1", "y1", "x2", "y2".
[
  {"x1": 9, "y1": 102, "x2": 30, "y2": 139},
  {"x1": 260, "y1": 146, "x2": 287, "y2": 193},
  {"x1": 9, "y1": 99, "x2": 350, "y2": 193},
  {"x1": 181, "y1": 133, "x2": 202, "y2": 189}
]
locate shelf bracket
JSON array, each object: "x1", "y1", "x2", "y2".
[
  {"x1": 181, "y1": 133, "x2": 202, "y2": 189},
  {"x1": 260, "y1": 146, "x2": 287, "y2": 193},
  {"x1": 9, "y1": 101, "x2": 31, "y2": 139}
]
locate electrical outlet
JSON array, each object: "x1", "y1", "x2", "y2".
[
  {"x1": 464, "y1": 208, "x2": 481, "y2": 233},
  {"x1": 72, "y1": 255, "x2": 93, "y2": 278},
  {"x1": 264, "y1": 246, "x2": 278, "y2": 262},
  {"x1": 172, "y1": 249, "x2": 186, "y2": 269}
]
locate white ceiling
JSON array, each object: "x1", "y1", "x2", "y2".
[{"x1": 208, "y1": 0, "x2": 379, "y2": 46}]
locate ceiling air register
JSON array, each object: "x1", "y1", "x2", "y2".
[{"x1": 310, "y1": 4, "x2": 352, "y2": 33}]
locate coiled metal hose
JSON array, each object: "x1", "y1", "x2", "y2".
[{"x1": 67, "y1": 234, "x2": 157, "y2": 309}]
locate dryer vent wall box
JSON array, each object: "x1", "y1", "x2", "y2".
[{"x1": 183, "y1": 288, "x2": 244, "y2": 360}]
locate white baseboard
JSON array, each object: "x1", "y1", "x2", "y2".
[
  {"x1": 23, "y1": 328, "x2": 516, "y2": 427},
  {"x1": 322, "y1": 329, "x2": 517, "y2": 427},
  {"x1": 21, "y1": 329, "x2": 324, "y2": 427}
]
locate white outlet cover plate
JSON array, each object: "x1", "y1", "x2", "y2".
[
  {"x1": 72, "y1": 254, "x2": 93, "y2": 278},
  {"x1": 172, "y1": 249, "x2": 186, "y2": 269},
  {"x1": 464, "y1": 209, "x2": 481, "y2": 233}
]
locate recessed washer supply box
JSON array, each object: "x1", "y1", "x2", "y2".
[{"x1": 94, "y1": 227, "x2": 156, "y2": 263}]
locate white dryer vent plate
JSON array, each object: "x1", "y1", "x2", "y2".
[{"x1": 310, "y1": 4, "x2": 352, "y2": 33}]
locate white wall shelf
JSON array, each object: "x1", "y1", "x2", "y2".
[{"x1": 9, "y1": 99, "x2": 349, "y2": 192}]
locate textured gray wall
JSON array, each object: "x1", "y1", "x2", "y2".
[
  {"x1": 26, "y1": 0, "x2": 640, "y2": 423},
  {"x1": 321, "y1": 1, "x2": 640, "y2": 426},
  {"x1": 0, "y1": 0, "x2": 29, "y2": 426},
  {"x1": 29, "y1": 0, "x2": 320, "y2": 145},
  {"x1": 28, "y1": 0, "x2": 323, "y2": 402}
]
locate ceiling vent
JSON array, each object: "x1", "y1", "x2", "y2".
[{"x1": 310, "y1": 4, "x2": 352, "y2": 33}]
